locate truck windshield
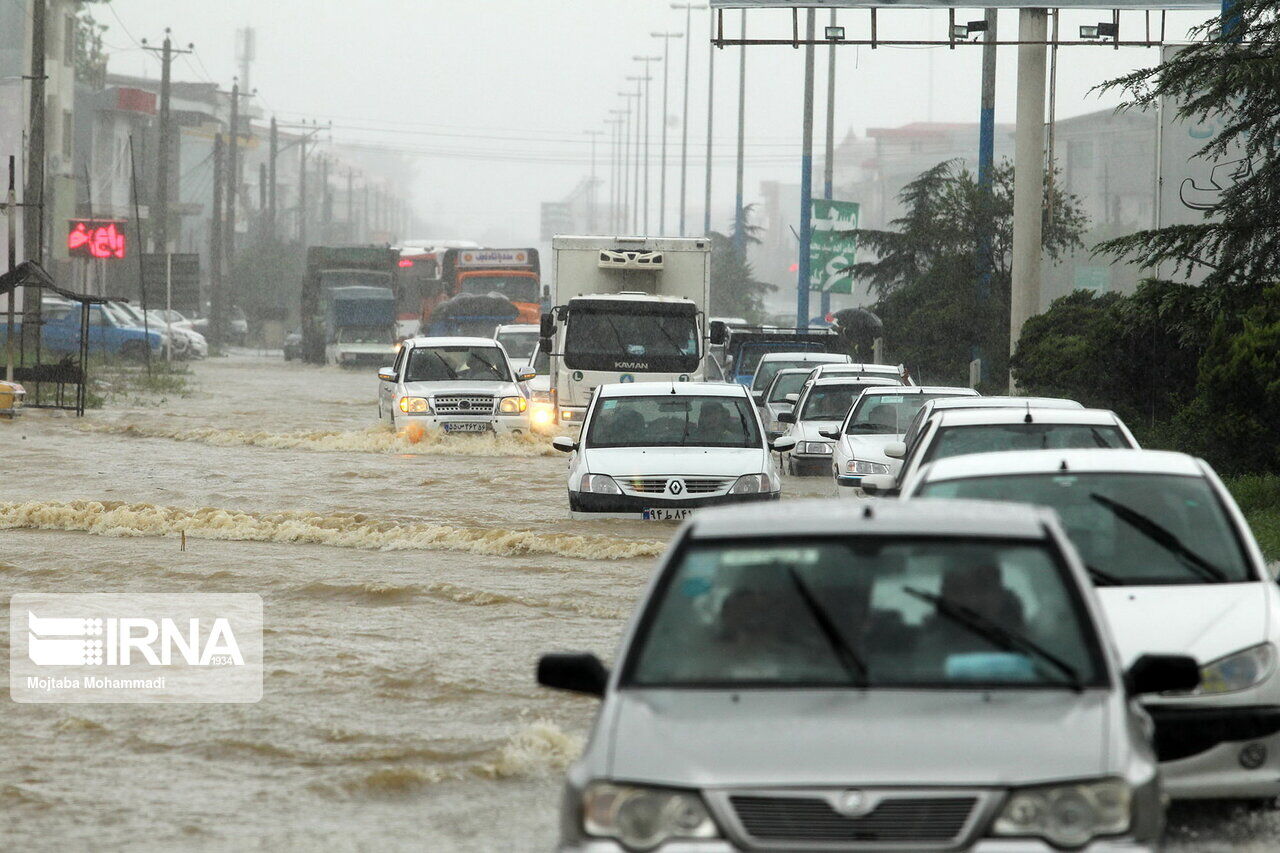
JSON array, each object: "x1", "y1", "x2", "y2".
[
  {"x1": 320, "y1": 271, "x2": 392, "y2": 289},
  {"x1": 563, "y1": 309, "x2": 700, "y2": 373},
  {"x1": 496, "y1": 330, "x2": 539, "y2": 359},
  {"x1": 586, "y1": 395, "x2": 760, "y2": 449},
  {"x1": 405, "y1": 346, "x2": 510, "y2": 383},
  {"x1": 626, "y1": 538, "x2": 1104, "y2": 689},
  {"x1": 459, "y1": 275, "x2": 539, "y2": 303}
]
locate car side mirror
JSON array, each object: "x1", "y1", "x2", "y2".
[
  {"x1": 708, "y1": 320, "x2": 727, "y2": 345},
  {"x1": 537, "y1": 653, "x2": 608, "y2": 697},
  {"x1": 771, "y1": 436, "x2": 797, "y2": 453},
  {"x1": 1127, "y1": 654, "x2": 1201, "y2": 695},
  {"x1": 539, "y1": 311, "x2": 555, "y2": 339},
  {"x1": 552, "y1": 436, "x2": 578, "y2": 453},
  {"x1": 777, "y1": 412, "x2": 796, "y2": 425},
  {"x1": 377, "y1": 367, "x2": 396, "y2": 382},
  {"x1": 517, "y1": 369, "x2": 537, "y2": 383},
  {"x1": 785, "y1": 393, "x2": 800, "y2": 403},
  {"x1": 818, "y1": 428, "x2": 840, "y2": 440},
  {"x1": 860, "y1": 474, "x2": 898, "y2": 496},
  {"x1": 884, "y1": 441, "x2": 907, "y2": 459}
]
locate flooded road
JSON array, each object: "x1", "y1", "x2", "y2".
[{"x1": 0, "y1": 354, "x2": 1271, "y2": 851}]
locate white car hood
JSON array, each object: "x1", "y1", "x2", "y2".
[
  {"x1": 607, "y1": 689, "x2": 1113, "y2": 787},
  {"x1": 582, "y1": 446, "x2": 769, "y2": 477},
  {"x1": 401, "y1": 380, "x2": 517, "y2": 397},
  {"x1": 838, "y1": 432, "x2": 902, "y2": 464},
  {"x1": 1097, "y1": 582, "x2": 1272, "y2": 665}
]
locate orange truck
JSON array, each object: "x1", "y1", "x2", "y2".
[{"x1": 395, "y1": 246, "x2": 543, "y2": 337}]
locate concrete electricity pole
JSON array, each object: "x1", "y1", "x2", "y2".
[
  {"x1": 733, "y1": 10, "x2": 747, "y2": 251},
  {"x1": 226, "y1": 81, "x2": 242, "y2": 265},
  {"x1": 821, "y1": 8, "x2": 837, "y2": 318},
  {"x1": 1008, "y1": 9, "x2": 1048, "y2": 388},
  {"x1": 210, "y1": 133, "x2": 225, "y2": 347},
  {"x1": 975, "y1": 8, "x2": 998, "y2": 386},
  {"x1": 21, "y1": 0, "x2": 46, "y2": 353},
  {"x1": 703, "y1": 8, "x2": 716, "y2": 236},
  {"x1": 268, "y1": 117, "x2": 278, "y2": 239},
  {"x1": 652, "y1": 31, "x2": 683, "y2": 235},
  {"x1": 797, "y1": 9, "x2": 816, "y2": 331},
  {"x1": 671, "y1": 3, "x2": 707, "y2": 237},
  {"x1": 143, "y1": 31, "x2": 193, "y2": 252}
]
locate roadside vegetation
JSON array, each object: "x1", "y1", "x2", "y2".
[
  {"x1": 86, "y1": 358, "x2": 192, "y2": 408},
  {"x1": 1225, "y1": 475, "x2": 1280, "y2": 563}
]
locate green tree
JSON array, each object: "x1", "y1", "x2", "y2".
[
  {"x1": 74, "y1": 2, "x2": 112, "y2": 90},
  {"x1": 846, "y1": 159, "x2": 1086, "y2": 386},
  {"x1": 708, "y1": 204, "x2": 775, "y2": 322},
  {"x1": 1094, "y1": 2, "x2": 1280, "y2": 304}
]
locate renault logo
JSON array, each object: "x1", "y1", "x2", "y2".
[
  {"x1": 835, "y1": 790, "x2": 871, "y2": 816},
  {"x1": 667, "y1": 479, "x2": 684, "y2": 496}
]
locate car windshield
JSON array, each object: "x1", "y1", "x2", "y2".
[
  {"x1": 767, "y1": 372, "x2": 810, "y2": 404},
  {"x1": 404, "y1": 345, "x2": 509, "y2": 383},
  {"x1": 917, "y1": 473, "x2": 1254, "y2": 585},
  {"x1": 847, "y1": 393, "x2": 972, "y2": 436},
  {"x1": 336, "y1": 326, "x2": 393, "y2": 344},
  {"x1": 799, "y1": 385, "x2": 884, "y2": 421},
  {"x1": 586, "y1": 395, "x2": 761, "y2": 449},
  {"x1": 923, "y1": 423, "x2": 1129, "y2": 462},
  {"x1": 627, "y1": 538, "x2": 1105, "y2": 689},
  {"x1": 459, "y1": 275, "x2": 539, "y2": 303},
  {"x1": 496, "y1": 330, "x2": 539, "y2": 359},
  {"x1": 752, "y1": 358, "x2": 838, "y2": 392}
]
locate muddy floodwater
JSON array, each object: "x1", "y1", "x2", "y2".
[{"x1": 1, "y1": 354, "x2": 1274, "y2": 851}]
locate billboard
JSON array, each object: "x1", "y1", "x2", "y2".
[
  {"x1": 67, "y1": 220, "x2": 128, "y2": 260},
  {"x1": 809, "y1": 199, "x2": 859, "y2": 293}
]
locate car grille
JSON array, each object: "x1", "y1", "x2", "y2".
[
  {"x1": 729, "y1": 794, "x2": 977, "y2": 844},
  {"x1": 620, "y1": 476, "x2": 734, "y2": 496},
  {"x1": 432, "y1": 395, "x2": 496, "y2": 415}
]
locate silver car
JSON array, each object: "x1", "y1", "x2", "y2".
[{"x1": 538, "y1": 498, "x2": 1199, "y2": 852}]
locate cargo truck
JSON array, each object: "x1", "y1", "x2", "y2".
[
  {"x1": 323, "y1": 285, "x2": 397, "y2": 368},
  {"x1": 302, "y1": 246, "x2": 399, "y2": 365},
  {"x1": 538, "y1": 236, "x2": 712, "y2": 426}
]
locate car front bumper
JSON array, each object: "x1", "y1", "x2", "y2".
[
  {"x1": 1150, "y1": 704, "x2": 1280, "y2": 799},
  {"x1": 788, "y1": 454, "x2": 833, "y2": 476},
  {"x1": 558, "y1": 838, "x2": 1154, "y2": 852},
  {"x1": 569, "y1": 490, "x2": 779, "y2": 515}
]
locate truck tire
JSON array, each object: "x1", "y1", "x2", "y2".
[{"x1": 121, "y1": 340, "x2": 149, "y2": 362}]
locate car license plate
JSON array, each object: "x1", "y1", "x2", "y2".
[
  {"x1": 643, "y1": 508, "x2": 693, "y2": 522},
  {"x1": 442, "y1": 422, "x2": 491, "y2": 433}
]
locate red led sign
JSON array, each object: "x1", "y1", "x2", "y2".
[{"x1": 67, "y1": 220, "x2": 128, "y2": 260}]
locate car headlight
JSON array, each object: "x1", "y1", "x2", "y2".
[
  {"x1": 846, "y1": 459, "x2": 890, "y2": 475},
  {"x1": 498, "y1": 395, "x2": 528, "y2": 414},
  {"x1": 578, "y1": 474, "x2": 621, "y2": 495},
  {"x1": 1183, "y1": 643, "x2": 1275, "y2": 695},
  {"x1": 992, "y1": 779, "x2": 1130, "y2": 848},
  {"x1": 799, "y1": 441, "x2": 833, "y2": 455},
  {"x1": 730, "y1": 473, "x2": 770, "y2": 494},
  {"x1": 582, "y1": 783, "x2": 719, "y2": 851},
  {"x1": 398, "y1": 396, "x2": 431, "y2": 414}
]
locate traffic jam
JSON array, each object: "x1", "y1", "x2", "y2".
[{"x1": 352, "y1": 234, "x2": 1280, "y2": 851}]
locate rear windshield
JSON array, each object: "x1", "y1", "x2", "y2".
[
  {"x1": 586, "y1": 395, "x2": 761, "y2": 449},
  {"x1": 924, "y1": 424, "x2": 1130, "y2": 462}
]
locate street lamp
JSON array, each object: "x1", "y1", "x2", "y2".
[
  {"x1": 651, "y1": 31, "x2": 684, "y2": 236},
  {"x1": 671, "y1": 4, "x2": 707, "y2": 237},
  {"x1": 619, "y1": 87, "x2": 641, "y2": 233},
  {"x1": 632, "y1": 56, "x2": 661, "y2": 234},
  {"x1": 605, "y1": 114, "x2": 625, "y2": 232}
]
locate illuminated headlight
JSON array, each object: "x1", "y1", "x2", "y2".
[
  {"x1": 993, "y1": 779, "x2": 1130, "y2": 848},
  {"x1": 531, "y1": 389, "x2": 552, "y2": 403},
  {"x1": 530, "y1": 405, "x2": 554, "y2": 427},
  {"x1": 583, "y1": 783, "x2": 719, "y2": 850},
  {"x1": 578, "y1": 474, "x2": 621, "y2": 494},
  {"x1": 730, "y1": 473, "x2": 770, "y2": 494},
  {"x1": 1182, "y1": 643, "x2": 1275, "y2": 695},
  {"x1": 398, "y1": 396, "x2": 430, "y2": 414},
  {"x1": 799, "y1": 442, "x2": 833, "y2": 455},
  {"x1": 498, "y1": 396, "x2": 528, "y2": 414},
  {"x1": 847, "y1": 459, "x2": 890, "y2": 475}
]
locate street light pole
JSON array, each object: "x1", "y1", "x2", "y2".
[
  {"x1": 625, "y1": 76, "x2": 646, "y2": 233},
  {"x1": 652, "y1": 31, "x2": 683, "y2": 235},
  {"x1": 671, "y1": 3, "x2": 707, "y2": 237},
  {"x1": 797, "y1": 8, "x2": 816, "y2": 331},
  {"x1": 703, "y1": 8, "x2": 716, "y2": 236},
  {"x1": 584, "y1": 130, "x2": 602, "y2": 232},
  {"x1": 618, "y1": 90, "x2": 639, "y2": 232},
  {"x1": 733, "y1": 10, "x2": 747, "y2": 252},
  {"x1": 821, "y1": 8, "x2": 837, "y2": 318},
  {"x1": 633, "y1": 56, "x2": 661, "y2": 234},
  {"x1": 606, "y1": 115, "x2": 624, "y2": 232}
]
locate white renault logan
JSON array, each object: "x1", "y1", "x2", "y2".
[{"x1": 554, "y1": 382, "x2": 796, "y2": 520}]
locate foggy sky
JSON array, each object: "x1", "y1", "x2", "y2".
[{"x1": 103, "y1": 1, "x2": 1217, "y2": 245}]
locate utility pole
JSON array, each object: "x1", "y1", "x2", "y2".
[
  {"x1": 298, "y1": 131, "x2": 308, "y2": 247},
  {"x1": 143, "y1": 30, "x2": 193, "y2": 253},
  {"x1": 6, "y1": 156, "x2": 15, "y2": 382},
  {"x1": 605, "y1": 115, "x2": 624, "y2": 232},
  {"x1": 733, "y1": 10, "x2": 747, "y2": 251},
  {"x1": 633, "y1": 56, "x2": 661, "y2": 233},
  {"x1": 1008, "y1": 9, "x2": 1048, "y2": 388},
  {"x1": 268, "y1": 116, "x2": 278, "y2": 240},
  {"x1": 703, "y1": 7, "x2": 716, "y2": 236},
  {"x1": 624, "y1": 80, "x2": 644, "y2": 232},
  {"x1": 975, "y1": 9, "x2": 998, "y2": 386},
  {"x1": 797, "y1": 9, "x2": 816, "y2": 331},
  {"x1": 347, "y1": 168, "x2": 355, "y2": 236},
  {"x1": 21, "y1": 0, "x2": 46, "y2": 354},
  {"x1": 617, "y1": 92, "x2": 637, "y2": 232},
  {"x1": 821, "y1": 8, "x2": 837, "y2": 319},
  {"x1": 210, "y1": 133, "x2": 225, "y2": 347},
  {"x1": 672, "y1": 3, "x2": 706, "y2": 237},
  {"x1": 584, "y1": 130, "x2": 602, "y2": 232},
  {"x1": 226, "y1": 81, "x2": 241, "y2": 266},
  {"x1": 320, "y1": 155, "x2": 332, "y2": 244},
  {"x1": 652, "y1": 31, "x2": 683, "y2": 235},
  {"x1": 363, "y1": 182, "x2": 370, "y2": 241}
]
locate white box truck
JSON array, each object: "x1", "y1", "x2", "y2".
[{"x1": 539, "y1": 236, "x2": 713, "y2": 425}]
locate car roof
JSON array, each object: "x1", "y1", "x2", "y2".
[
  {"x1": 595, "y1": 381, "x2": 749, "y2": 398},
  {"x1": 918, "y1": 448, "x2": 1204, "y2": 482},
  {"x1": 405, "y1": 336, "x2": 504, "y2": 348},
  {"x1": 812, "y1": 363, "x2": 903, "y2": 374},
  {"x1": 860, "y1": 386, "x2": 977, "y2": 396},
  {"x1": 689, "y1": 497, "x2": 1055, "y2": 541},
  {"x1": 930, "y1": 407, "x2": 1122, "y2": 427},
  {"x1": 927, "y1": 396, "x2": 1083, "y2": 412},
  {"x1": 757, "y1": 352, "x2": 849, "y2": 363}
]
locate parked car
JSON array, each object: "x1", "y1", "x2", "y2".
[
  {"x1": 554, "y1": 381, "x2": 794, "y2": 520},
  {"x1": 777, "y1": 376, "x2": 902, "y2": 475},
  {"x1": 377, "y1": 336, "x2": 535, "y2": 435},
  {"x1": 832, "y1": 385, "x2": 979, "y2": 493},
  {"x1": 0, "y1": 303, "x2": 162, "y2": 360},
  {"x1": 906, "y1": 448, "x2": 1280, "y2": 802},
  {"x1": 538, "y1": 497, "x2": 1198, "y2": 851},
  {"x1": 862, "y1": 405, "x2": 1134, "y2": 497},
  {"x1": 188, "y1": 306, "x2": 248, "y2": 345}
]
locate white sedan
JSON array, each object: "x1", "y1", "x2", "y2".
[
  {"x1": 776, "y1": 376, "x2": 900, "y2": 476},
  {"x1": 906, "y1": 448, "x2": 1280, "y2": 802},
  {"x1": 377, "y1": 336, "x2": 535, "y2": 435},
  {"x1": 554, "y1": 382, "x2": 795, "y2": 520}
]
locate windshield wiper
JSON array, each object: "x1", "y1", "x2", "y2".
[
  {"x1": 786, "y1": 568, "x2": 868, "y2": 687},
  {"x1": 429, "y1": 351, "x2": 457, "y2": 380},
  {"x1": 902, "y1": 587, "x2": 1083, "y2": 691},
  {"x1": 1088, "y1": 493, "x2": 1230, "y2": 583}
]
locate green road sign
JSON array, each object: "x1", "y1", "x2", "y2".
[{"x1": 809, "y1": 199, "x2": 859, "y2": 294}]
